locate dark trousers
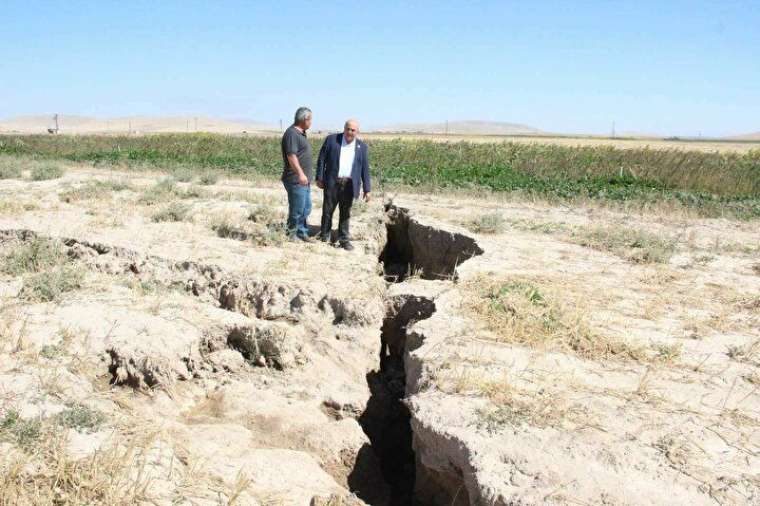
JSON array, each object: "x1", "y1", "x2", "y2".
[{"x1": 320, "y1": 179, "x2": 353, "y2": 243}]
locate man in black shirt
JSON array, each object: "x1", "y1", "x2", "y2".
[{"x1": 281, "y1": 107, "x2": 314, "y2": 241}]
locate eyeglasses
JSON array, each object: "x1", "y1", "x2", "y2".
[{"x1": 345, "y1": 128, "x2": 356, "y2": 132}]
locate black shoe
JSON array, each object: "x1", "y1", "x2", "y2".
[
  {"x1": 298, "y1": 235, "x2": 315, "y2": 243},
  {"x1": 340, "y1": 241, "x2": 354, "y2": 251},
  {"x1": 318, "y1": 234, "x2": 330, "y2": 242}
]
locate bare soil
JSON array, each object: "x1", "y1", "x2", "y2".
[{"x1": 1, "y1": 161, "x2": 758, "y2": 505}]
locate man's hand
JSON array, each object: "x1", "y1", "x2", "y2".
[
  {"x1": 316, "y1": 180, "x2": 325, "y2": 189},
  {"x1": 286, "y1": 153, "x2": 309, "y2": 186},
  {"x1": 363, "y1": 192, "x2": 370, "y2": 203}
]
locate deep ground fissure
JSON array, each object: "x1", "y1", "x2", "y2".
[
  {"x1": 355, "y1": 294, "x2": 435, "y2": 506},
  {"x1": 354, "y1": 205, "x2": 457, "y2": 505},
  {"x1": 378, "y1": 204, "x2": 484, "y2": 283}
]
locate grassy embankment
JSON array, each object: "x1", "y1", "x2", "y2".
[{"x1": 1, "y1": 134, "x2": 759, "y2": 218}]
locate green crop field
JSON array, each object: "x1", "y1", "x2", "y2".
[{"x1": 1, "y1": 133, "x2": 759, "y2": 218}]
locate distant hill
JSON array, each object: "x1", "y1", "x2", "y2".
[
  {"x1": 375, "y1": 120, "x2": 544, "y2": 136},
  {"x1": 0, "y1": 115, "x2": 278, "y2": 134}
]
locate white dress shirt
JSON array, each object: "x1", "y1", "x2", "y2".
[{"x1": 338, "y1": 136, "x2": 356, "y2": 178}]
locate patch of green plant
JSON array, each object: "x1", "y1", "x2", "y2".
[
  {"x1": 693, "y1": 254, "x2": 715, "y2": 266},
  {"x1": 21, "y1": 266, "x2": 84, "y2": 302},
  {"x1": 508, "y1": 219, "x2": 571, "y2": 234},
  {"x1": 653, "y1": 342, "x2": 682, "y2": 362},
  {"x1": 59, "y1": 179, "x2": 134, "y2": 202},
  {"x1": 247, "y1": 204, "x2": 280, "y2": 224},
  {"x1": 138, "y1": 178, "x2": 179, "y2": 205},
  {"x1": 131, "y1": 279, "x2": 159, "y2": 294},
  {"x1": 468, "y1": 213, "x2": 506, "y2": 234},
  {"x1": 182, "y1": 185, "x2": 208, "y2": 198},
  {"x1": 489, "y1": 280, "x2": 546, "y2": 307},
  {"x1": 251, "y1": 223, "x2": 286, "y2": 247},
  {"x1": 211, "y1": 219, "x2": 243, "y2": 239},
  {"x1": 0, "y1": 409, "x2": 20, "y2": 430},
  {"x1": 29, "y1": 163, "x2": 64, "y2": 181},
  {"x1": 2, "y1": 238, "x2": 66, "y2": 275},
  {"x1": 2, "y1": 134, "x2": 758, "y2": 218},
  {"x1": 151, "y1": 202, "x2": 190, "y2": 222},
  {"x1": 39, "y1": 344, "x2": 64, "y2": 359},
  {"x1": 199, "y1": 171, "x2": 219, "y2": 185},
  {"x1": 0, "y1": 409, "x2": 42, "y2": 450},
  {"x1": 55, "y1": 403, "x2": 105, "y2": 433},
  {"x1": 140, "y1": 178, "x2": 206, "y2": 204},
  {"x1": 572, "y1": 226, "x2": 677, "y2": 264},
  {"x1": 352, "y1": 197, "x2": 369, "y2": 214},
  {"x1": 170, "y1": 167, "x2": 194, "y2": 182},
  {"x1": 0, "y1": 157, "x2": 23, "y2": 179}
]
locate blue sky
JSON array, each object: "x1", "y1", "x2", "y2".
[{"x1": 1, "y1": 0, "x2": 758, "y2": 136}]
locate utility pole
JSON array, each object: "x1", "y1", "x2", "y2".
[
  {"x1": 611, "y1": 121, "x2": 616, "y2": 139},
  {"x1": 48, "y1": 114, "x2": 59, "y2": 135},
  {"x1": 279, "y1": 119, "x2": 283, "y2": 132},
  {"x1": 445, "y1": 120, "x2": 449, "y2": 135}
]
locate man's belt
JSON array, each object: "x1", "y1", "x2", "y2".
[{"x1": 337, "y1": 177, "x2": 352, "y2": 183}]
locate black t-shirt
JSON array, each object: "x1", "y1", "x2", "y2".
[{"x1": 281, "y1": 125, "x2": 313, "y2": 184}]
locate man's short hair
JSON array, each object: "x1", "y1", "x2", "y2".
[{"x1": 294, "y1": 107, "x2": 312, "y2": 124}]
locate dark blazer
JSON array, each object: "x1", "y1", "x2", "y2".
[{"x1": 316, "y1": 133, "x2": 371, "y2": 199}]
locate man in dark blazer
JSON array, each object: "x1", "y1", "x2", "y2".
[{"x1": 315, "y1": 119, "x2": 371, "y2": 250}]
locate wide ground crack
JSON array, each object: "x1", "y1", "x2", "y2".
[
  {"x1": 379, "y1": 204, "x2": 483, "y2": 282},
  {"x1": 353, "y1": 205, "x2": 483, "y2": 505}
]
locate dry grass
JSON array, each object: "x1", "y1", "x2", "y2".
[
  {"x1": 505, "y1": 219, "x2": 681, "y2": 265},
  {"x1": 467, "y1": 213, "x2": 507, "y2": 234},
  {"x1": 59, "y1": 180, "x2": 135, "y2": 203},
  {"x1": 29, "y1": 163, "x2": 65, "y2": 181},
  {"x1": 169, "y1": 167, "x2": 194, "y2": 182},
  {"x1": 20, "y1": 267, "x2": 84, "y2": 302},
  {"x1": 571, "y1": 225, "x2": 677, "y2": 263},
  {"x1": 652, "y1": 342, "x2": 683, "y2": 363},
  {"x1": 0, "y1": 199, "x2": 22, "y2": 215},
  {"x1": 475, "y1": 394, "x2": 575, "y2": 433},
  {"x1": 1, "y1": 238, "x2": 66, "y2": 276},
  {"x1": 184, "y1": 392, "x2": 227, "y2": 421},
  {"x1": 151, "y1": 202, "x2": 191, "y2": 223},
  {"x1": 433, "y1": 366, "x2": 585, "y2": 432},
  {"x1": 247, "y1": 203, "x2": 283, "y2": 224},
  {"x1": 507, "y1": 218, "x2": 571, "y2": 235},
  {"x1": 138, "y1": 179, "x2": 206, "y2": 205},
  {"x1": 463, "y1": 276, "x2": 645, "y2": 360},
  {"x1": 210, "y1": 208, "x2": 286, "y2": 247},
  {"x1": 0, "y1": 157, "x2": 23, "y2": 179},
  {"x1": 0, "y1": 157, "x2": 68, "y2": 182},
  {"x1": 1, "y1": 238, "x2": 85, "y2": 302},
  {"x1": 0, "y1": 410, "x2": 42, "y2": 450},
  {"x1": 0, "y1": 307, "x2": 27, "y2": 354},
  {"x1": 0, "y1": 429, "x2": 159, "y2": 505},
  {"x1": 727, "y1": 339, "x2": 760, "y2": 366},
  {"x1": 310, "y1": 493, "x2": 366, "y2": 506},
  {"x1": 199, "y1": 172, "x2": 219, "y2": 185}
]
